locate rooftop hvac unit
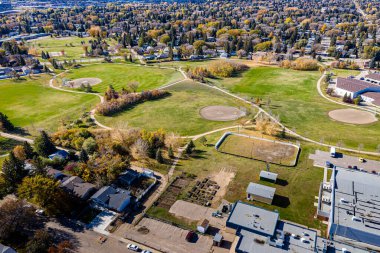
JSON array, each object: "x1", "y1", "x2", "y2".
[
  {"x1": 323, "y1": 184, "x2": 332, "y2": 191},
  {"x1": 352, "y1": 216, "x2": 362, "y2": 222},
  {"x1": 322, "y1": 197, "x2": 331, "y2": 204}
]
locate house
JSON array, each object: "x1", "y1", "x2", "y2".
[
  {"x1": 48, "y1": 150, "x2": 69, "y2": 160},
  {"x1": 197, "y1": 219, "x2": 210, "y2": 234},
  {"x1": 259, "y1": 171, "x2": 278, "y2": 183},
  {"x1": 61, "y1": 176, "x2": 96, "y2": 200},
  {"x1": 91, "y1": 186, "x2": 131, "y2": 212},
  {"x1": 246, "y1": 182, "x2": 275, "y2": 204},
  {"x1": 47, "y1": 168, "x2": 67, "y2": 180},
  {"x1": 0, "y1": 244, "x2": 16, "y2": 253}
]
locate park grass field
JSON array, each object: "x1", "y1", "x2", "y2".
[
  {"x1": 170, "y1": 130, "x2": 326, "y2": 231},
  {"x1": 97, "y1": 81, "x2": 253, "y2": 136},
  {"x1": 60, "y1": 63, "x2": 183, "y2": 93},
  {"x1": 217, "y1": 133, "x2": 299, "y2": 166},
  {"x1": 0, "y1": 75, "x2": 98, "y2": 135},
  {"x1": 26, "y1": 36, "x2": 117, "y2": 60},
  {"x1": 213, "y1": 66, "x2": 380, "y2": 152},
  {"x1": 328, "y1": 68, "x2": 361, "y2": 78}
]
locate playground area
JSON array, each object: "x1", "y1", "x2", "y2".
[
  {"x1": 199, "y1": 105, "x2": 246, "y2": 121},
  {"x1": 328, "y1": 109, "x2": 378, "y2": 125},
  {"x1": 216, "y1": 132, "x2": 300, "y2": 166}
]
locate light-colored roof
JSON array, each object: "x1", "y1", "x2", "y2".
[
  {"x1": 366, "y1": 73, "x2": 380, "y2": 81},
  {"x1": 260, "y1": 171, "x2": 278, "y2": 181},
  {"x1": 246, "y1": 182, "x2": 276, "y2": 200},
  {"x1": 227, "y1": 201, "x2": 279, "y2": 236},
  {"x1": 336, "y1": 77, "x2": 375, "y2": 93}
]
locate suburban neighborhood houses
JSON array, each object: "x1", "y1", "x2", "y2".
[{"x1": 1, "y1": 0, "x2": 380, "y2": 252}]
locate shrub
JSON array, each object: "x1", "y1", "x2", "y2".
[
  {"x1": 96, "y1": 90, "x2": 170, "y2": 116},
  {"x1": 280, "y1": 57, "x2": 318, "y2": 71}
]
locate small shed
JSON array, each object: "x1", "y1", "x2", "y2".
[
  {"x1": 213, "y1": 232, "x2": 223, "y2": 247},
  {"x1": 246, "y1": 182, "x2": 276, "y2": 205},
  {"x1": 197, "y1": 219, "x2": 210, "y2": 234},
  {"x1": 260, "y1": 171, "x2": 278, "y2": 183}
]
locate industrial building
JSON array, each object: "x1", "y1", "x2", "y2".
[{"x1": 317, "y1": 166, "x2": 380, "y2": 251}]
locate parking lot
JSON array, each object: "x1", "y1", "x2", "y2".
[
  {"x1": 309, "y1": 150, "x2": 380, "y2": 173},
  {"x1": 117, "y1": 218, "x2": 213, "y2": 253}
]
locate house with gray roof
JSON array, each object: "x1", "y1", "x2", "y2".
[
  {"x1": 61, "y1": 176, "x2": 96, "y2": 200},
  {"x1": 91, "y1": 186, "x2": 131, "y2": 212},
  {"x1": 246, "y1": 182, "x2": 276, "y2": 204}
]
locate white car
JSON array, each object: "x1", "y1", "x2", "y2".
[
  {"x1": 142, "y1": 251, "x2": 152, "y2": 253},
  {"x1": 127, "y1": 244, "x2": 139, "y2": 251}
]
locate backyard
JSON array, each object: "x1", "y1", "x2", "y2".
[
  {"x1": 97, "y1": 81, "x2": 253, "y2": 136},
  {"x1": 0, "y1": 75, "x2": 98, "y2": 135}
]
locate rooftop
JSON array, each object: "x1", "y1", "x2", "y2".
[
  {"x1": 336, "y1": 77, "x2": 376, "y2": 93},
  {"x1": 260, "y1": 171, "x2": 278, "y2": 181},
  {"x1": 227, "y1": 201, "x2": 279, "y2": 237},
  {"x1": 366, "y1": 73, "x2": 380, "y2": 81},
  {"x1": 246, "y1": 182, "x2": 276, "y2": 200}
]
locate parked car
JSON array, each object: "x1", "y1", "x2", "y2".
[
  {"x1": 326, "y1": 161, "x2": 333, "y2": 168},
  {"x1": 142, "y1": 251, "x2": 152, "y2": 253},
  {"x1": 127, "y1": 244, "x2": 139, "y2": 251},
  {"x1": 353, "y1": 165, "x2": 358, "y2": 170},
  {"x1": 359, "y1": 157, "x2": 365, "y2": 163},
  {"x1": 186, "y1": 231, "x2": 196, "y2": 242}
]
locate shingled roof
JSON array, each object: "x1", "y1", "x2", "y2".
[{"x1": 336, "y1": 77, "x2": 375, "y2": 93}]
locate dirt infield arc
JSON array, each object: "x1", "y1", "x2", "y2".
[
  {"x1": 328, "y1": 109, "x2": 378, "y2": 125},
  {"x1": 199, "y1": 105, "x2": 246, "y2": 121}
]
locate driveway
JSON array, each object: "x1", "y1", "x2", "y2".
[
  {"x1": 87, "y1": 210, "x2": 117, "y2": 235},
  {"x1": 309, "y1": 150, "x2": 380, "y2": 173}
]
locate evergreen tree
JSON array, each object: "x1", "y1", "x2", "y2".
[
  {"x1": 155, "y1": 148, "x2": 164, "y2": 163},
  {"x1": 23, "y1": 141, "x2": 35, "y2": 159},
  {"x1": 80, "y1": 149, "x2": 89, "y2": 163},
  {"x1": 168, "y1": 145, "x2": 174, "y2": 158},
  {"x1": 0, "y1": 112, "x2": 15, "y2": 132},
  {"x1": 34, "y1": 131, "x2": 56, "y2": 157},
  {"x1": 2, "y1": 152, "x2": 25, "y2": 192},
  {"x1": 185, "y1": 140, "x2": 195, "y2": 155}
]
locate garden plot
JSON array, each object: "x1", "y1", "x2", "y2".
[
  {"x1": 216, "y1": 132, "x2": 299, "y2": 166},
  {"x1": 184, "y1": 178, "x2": 220, "y2": 206},
  {"x1": 156, "y1": 175, "x2": 194, "y2": 209}
]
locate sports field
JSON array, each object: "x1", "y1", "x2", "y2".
[
  {"x1": 26, "y1": 36, "x2": 117, "y2": 60},
  {"x1": 214, "y1": 66, "x2": 380, "y2": 152},
  {"x1": 97, "y1": 81, "x2": 251, "y2": 136},
  {"x1": 61, "y1": 64, "x2": 183, "y2": 93},
  {"x1": 0, "y1": 75, "x2": 98, "y2": 135},
  {"x1": 217, "y1": 133, "x2": 299, "y2": 166}
]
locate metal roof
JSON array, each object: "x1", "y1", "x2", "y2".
[
  {"x1": 246, "y1": 182, "x2": 276, "y2": 200},
  {"x1": 260, "y1": 171, "x2": 278, "y2": 181}
]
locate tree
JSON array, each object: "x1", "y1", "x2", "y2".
[
  {"x1": 26, "y1": 229, "x2": 52, "y2": 253},
  {"x1": 2, "y1": 151, "x2": 25, "y2": 192},
  {"x1": 23, "y1": 141, "x2": 35, "y2": 159},
  {"x1": 80, "y1": 148, "x2": 89, "y2": 163},
  {"x1": 168, "y1": 145, "x2": 174, "y2": 158},
  {"x1": 34, "y1": 131, "x2": 56, "y2": 157},
  {"x1": 0, "y1": 112, "x2": 15, "y2": 132},
  {"x1": 199, "y1": 136, "x2": 207, "y2": 146},
  {"x1": 13, "y1": 145, "x2": 27, "y2": 161},
  {"x1": 185, "y1": 140, "x2": 195, "y2": 155},
  {"x1": 18, "y1": 175, "x2": 60, "y2": 209},
  {"x1": 82, "y1": 137, "x2": 97, "y2": 154},
  {"x1": 48, "y1": 241, "x2": 74, "y2": 253},
  {"x1": 0, "y1": 199, "x2": 37, "y2": 241},
  {"x1": 155, "y1": 148, "x2": 164, "y2": 163}
]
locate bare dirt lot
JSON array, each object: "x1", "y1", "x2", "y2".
[
  {"x1": 209, "y1": 168, "x2": 235, "y2": 206},
  {"x1": 169, "y1": 200, "x2": 227, "y2": 229},
  {"x1": 217, "y1": 133, "x2": 299, "y2": 166},
  {"x1": 200, "y1": 105, "x2": 246, "y2": 121},
  {"x1": 328, "y1": 108, "x2": 378, "y2": 125},
  {"x1": 68, "y1": 78, "x2": 102, "y2": 88},
  {"x1": 120, "y1": 218, "x2": 213, "y2": 253}
]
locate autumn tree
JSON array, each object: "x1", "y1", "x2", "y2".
[{"x1": 26, "y1": 229, "x2": 52, "y2": 253}]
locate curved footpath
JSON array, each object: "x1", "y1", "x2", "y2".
[{"x1": 2, "y1": 63, "x2": 380, "y2": 157}]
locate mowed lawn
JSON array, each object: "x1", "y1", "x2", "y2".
[
  {"x1": 27, "y1": 36, "x2": 116, "y2": 60},
  {"x1": 218, "y1": 134, "x2": 299, "y2": 166},
  {"x1": 0, "y1": 75, "x2": 98, "y2": 135},
  {"x1": 97, "y1": 81, "x2": 252, "y2": 136},
  {"x1": 215, "y1": 66, "x2": 380, "y2": 152},
  {"x1": 61, "y1": 64, "x2": 183, "y2": 93},
  {"x1": 176, "y1": 130, "x2": 325, "y2": 231}
]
